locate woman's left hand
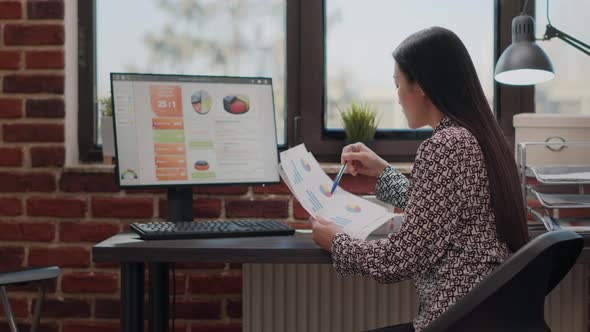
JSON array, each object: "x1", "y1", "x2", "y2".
[{"x1": 310, "y1": 215, "x2": 341, "y2": 252}]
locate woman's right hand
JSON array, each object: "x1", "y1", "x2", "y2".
[{"x1": 341, "y1": 142, "x2": 389, "y2": 177}]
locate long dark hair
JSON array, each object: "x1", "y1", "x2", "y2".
[{"x1": 392, "y1": 27, "x2": 529, "y2": 252}]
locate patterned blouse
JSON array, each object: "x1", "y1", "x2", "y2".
[{"x1": 331, "y1": 116, "x2": 512, "y2": 331}]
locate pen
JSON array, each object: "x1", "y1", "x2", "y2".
[{"x1": 330, "y1": 161, "x2": 348, "y2": 194}]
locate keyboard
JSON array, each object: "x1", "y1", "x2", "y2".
[{"x1": 130, "y1": 220, "x2": 295, "y2": 240}]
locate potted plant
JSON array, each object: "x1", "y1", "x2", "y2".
[
  {"x1": 339, "y1": 100, "x2": 380, "y2": 150},
  {"x1": 99, "y1": 96, "x2": 115, "y2": 164}
]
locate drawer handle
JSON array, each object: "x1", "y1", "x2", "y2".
[{"x1": 545, "y1": 136, "x2": 566, "y2": 152}]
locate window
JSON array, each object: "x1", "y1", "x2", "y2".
[
  {"x1": 79, "y1": 0, "x2": 287, "y2": 162},
  {"x1": 325, "y1": 0, "x2": 495, "y2": 131},
  {"x1": 79, "y1": 0, "x2": 530, "y2": 162},
  {"x1": 534, "y1": 1, "x2": 590, "y2": 115}
]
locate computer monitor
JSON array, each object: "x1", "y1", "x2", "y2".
[{"x1": 110, "y1": 73, "x2": 280, "y2": 221}]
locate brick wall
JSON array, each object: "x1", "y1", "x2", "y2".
[
  {"x1": 2, "y1": 1, "x2": 588, "y2": 332},
  {"x1": 0, "y1": 4, "x2": 375, "y2": 329}
]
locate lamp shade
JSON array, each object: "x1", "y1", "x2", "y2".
[{"x1": 495, "y1": 15, "x2": 555, "y2": 85}]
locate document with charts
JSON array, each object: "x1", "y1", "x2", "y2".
[{"x1": 279, "y1": 144, "x2": 395, "y2": 240}]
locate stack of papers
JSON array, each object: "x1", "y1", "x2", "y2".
[{"x1": 279, "y1": 144, "x2": 395, "y2": 240}]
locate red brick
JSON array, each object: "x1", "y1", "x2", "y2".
[
  {"x1": 3, "y1": 123, "x2": 64, "y2": 142},
  {"x1": 145, "y1": 271, "x2": 186, "y2": 295},
  {"x1": 93, "y1": 261, "x2": 119, "y2": 269},
  {"x1": 25, "y1": 50, "x2": 64, "y2": 69},
  {"x1": 62, "y1": 272, "x2": 118, "y2": 294},
  {"x1": 29, "y1": 247, "x2": 90, "y2": 268},
  {"x1": 172, "y1": 272, "x2": 186, "y2": 295},
  {"x1": 0, "y1": 2, "x2": 21, "y2": 19},
  {"x1": 190, "y1": 323, "x2": 241, "y2": 332},
  {"x1": 188, "y1": 273, "x2": 241, "y2": 294},
  {"x1": 193, "y1": 185, "x2": 249, "y2": 195},
  {"x1": 0, "y1": 220, "x2": 55, "y2": 241},
  {"x1": 60, "y1": 221, "x2": 119, "y2": 242},
  {"x1": 125, "y1": 188, "x2": 166, "y2": 195},
  {"x1": 27, "y1": 0, "x2": 64, "y2": 19},
  {"x1": 60, "y1": 172, "x2": 118, "y2": 192},
  {"x1": 558, "y1": 208, "x2": 590, "y2": 218},
  {"x1": 175, "y1": 262, "x2": 226, "y2": 269},
  {"x1": 26, "y1": 98, "x2": 64, "y2": 118},
  {"x1": 175, "y1": 299, "x2": 221, "y2": 319},
  {"x1": 287, "y1": 221, "x2": 311, "y2": 229},
  {"x1": 226, "y1": 200, "x2": 288, "y2": 218},
  {"x1": 0, "y1": 98, "x2": 23, "y2": 118},
  {"x1": 92, "y1": 197, "x2": 153, "y2": 219},
  {"x1": 169, "y1": 323, "x2": 189, "y2": 332},
  {"x1": 0, "y1": 51, "x2": 21, "y2": 69},
  {"x1": 0, "y1": 147, "x2": 23, "y2": 167},
  {"x1": 94, "y1": 298, "x2": 119, "y2": 318},
  {"x1": 0, "y1": 198, "x2": 22, "y2": 216},
  {"x1": 226, "y1": 298, "x2": 242, "y2": 318},
  {"x1": 0, "y1": 172, "x2": 55, "y2": 192},
  {"x1": 531, "y1": 184, "x2": 580, "y2": 195},
  {"x1": 27, "y1": 197, "x2": 85, "y2": 217},
  {"x1": 0, "y1": 297, "x2": 28, "y2": 318},
  {"x1": 0, "y1": 322, "x2": 58, "y2": 332},
  {"x1": 159, "y1": 198, "x2": 221, "y2": 219},
  {"x1": 30, "y1": 146, "x2": 64, "y2": 167},
  {"x1": 253, "y1": 179, "x2": 291, "y2": 195},
  {"x1": 293, "y1": 199, "x2": 310, "y2": 220},
  {"x1": 0, "y1": 247, "x2": 25, "y2": 268},
  {"x1": 62, "y1": 321, "x2": 118, "y2": 332},
  {"x1": 527, "y1": 196, "x2": 542, "y2": 208},
  {"x1": 3, "y1": 74, "x2": 64, "y2": 94},
  {"x1": 4, "y1": 24, "x2": 64, "y2": 45},
  {"x1": 525, "y1": 177, "x2": 539, "y2": 185},
  {"x1": 338, "y1": 174, "x2": 377, "y2": 195},
  {"x1": 39, "y1": 298, "x2": 91, "y2": 318},
  {"x1": 6, "y1": 278, "x2": 56, "y2": 294}
]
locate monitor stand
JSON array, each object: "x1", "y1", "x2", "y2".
[{"x1": 166, "y1": 187, "x2": 193, "y2": 223}]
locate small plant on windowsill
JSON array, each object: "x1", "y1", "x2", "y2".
[
  {"x1": 99, "y1": 96, "x2": 115, "y2": 164},
  {"x1": 339, "y1": 100, "x2": 380, "y2": 150}
]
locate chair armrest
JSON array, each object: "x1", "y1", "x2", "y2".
[{"x1": 0, "y1": 266, "x2": 60, "y2": 286}]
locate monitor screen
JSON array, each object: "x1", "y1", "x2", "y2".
[{"x1": 110, "y1": 73, "x2": 280, "y2": 189}]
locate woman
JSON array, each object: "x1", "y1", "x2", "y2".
[{"x1": 310, "y1": 27, "x2": 529, "y2": 332}]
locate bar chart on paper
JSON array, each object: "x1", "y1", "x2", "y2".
[{"x1": 279, "y1": 144, "x2": 395, "y2": 240}]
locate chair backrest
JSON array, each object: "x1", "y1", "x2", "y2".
[{"x1": 422, "y1": 229, "x2": 583, "y2": 332}]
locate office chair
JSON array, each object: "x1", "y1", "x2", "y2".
[
  {"x1": 421, "y1": 229, "x2": 583, "y2": 332},
  {"x1": 0, "y1": 266, "x2": 60, "y2": 332}
]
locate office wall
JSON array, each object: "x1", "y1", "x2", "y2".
[
  {"x1": 1, "y1": 1, "x2": 589, "y2": 332},
  {"x1": 0, "y1": 2, "x2": 375, "y2": 326}
]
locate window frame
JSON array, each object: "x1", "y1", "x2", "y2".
[{"x1": 78, "y1": 0, "x2": 534, "y2": 163}]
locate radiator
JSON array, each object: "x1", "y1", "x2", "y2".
[{"x1": 243, "y1": 263, "x2": 587, "y2": 332}]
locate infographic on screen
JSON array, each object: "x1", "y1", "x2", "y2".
[{"x1": 111, "y1": 74, "x2": 279, "y2": 187}]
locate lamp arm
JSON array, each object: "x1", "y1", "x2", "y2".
[{"x1": 543, "y1": 24, "x2": 590, "y2": 56}]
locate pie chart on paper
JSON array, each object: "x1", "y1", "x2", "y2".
[
  {"x1": 319, "y1": 184, "x2": 333, "y2": 197},
  {"x1": 300, "y1": 158, "x2": 311, "y2": 172},
  {"x1": 345, "y1": 203, "x2": 361, "y2": 213}
]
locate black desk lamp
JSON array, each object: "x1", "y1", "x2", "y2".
[{"x1": 495, "y1": 0, "x2": 589, "y2": 86}]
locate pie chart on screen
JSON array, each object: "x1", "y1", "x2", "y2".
[
  {"x1": 345, "y1": 203, "x2": 361, "y2": 213},
  {"x1": 223, "y1": 95, "x2": 250, "y2": 114}
]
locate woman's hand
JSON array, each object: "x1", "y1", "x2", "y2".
[
  {"x1": 341, "y1": 142, "x2": 389, "y2": 177},
  {"x1": 310, "y1": 216, "x2": 341, "y2": 252}
]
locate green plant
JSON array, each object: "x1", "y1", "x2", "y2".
[
  {"x1": 99, "y1": 96, "x2": 113, "y2": 117},
  {"x1": 339, "y1": 100, "x2": 380, "y2": 141}
]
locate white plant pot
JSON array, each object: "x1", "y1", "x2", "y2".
[{"x1": 100, "y1": 116, "x2": 115, "y2": 157}]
